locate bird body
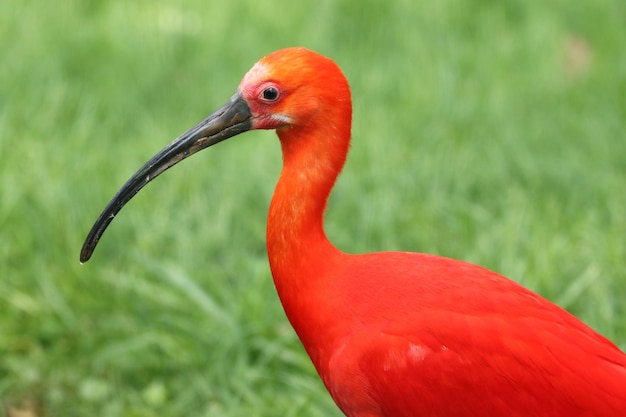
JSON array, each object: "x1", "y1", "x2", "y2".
[
  {"x1": 81, "y1": 47, "x2": 626, "y2": 416},
  {"x1": 277, "y1": 250, "x2": 626, "y2": 416}
]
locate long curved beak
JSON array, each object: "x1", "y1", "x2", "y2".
[{"x1": 80, "y1": 92, "x2": 252, "y2": 263}]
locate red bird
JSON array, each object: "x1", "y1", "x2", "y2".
[{"x1": 81, "y1": 48, "x2": 626, "y2": 416}]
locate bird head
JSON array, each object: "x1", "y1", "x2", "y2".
[
  {"x1": 80, "y1": 47, "x2": 351, "y2": 262},
  {"x1": 239, "y1": 47, "x2": 351, "y2": 133}
]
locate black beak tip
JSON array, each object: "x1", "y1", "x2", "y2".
[{"x1": 80, "y1": 246, "x2": 92, "y2": 263}]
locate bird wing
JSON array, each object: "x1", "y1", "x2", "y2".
[{"x1": 324, "y1": 252, "x2": 626, "y2": 417}]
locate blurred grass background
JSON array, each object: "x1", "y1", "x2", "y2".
[{"x1": 1, "y1": 0, "x2": 625, "y2": 416}]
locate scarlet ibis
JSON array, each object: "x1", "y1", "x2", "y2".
[{"x1": 81, "y1": 47, "x2": 626, "y2": 416}]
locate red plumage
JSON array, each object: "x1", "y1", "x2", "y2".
[
  {"x1": 318, "y1": 253, "x2": 626, "y2": 416},
  {"x1": 257, "y1": 48, "x2": 626, "y2": 416},
  {"x1": 81, "y1": 47, "x2": 626, "y2": 416}
]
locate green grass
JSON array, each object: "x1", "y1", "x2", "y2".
[{"x1": 1, "y1": 0, "x2": 625, "y2": 415}]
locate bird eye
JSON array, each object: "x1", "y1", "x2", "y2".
[{"x1": 261, "y1": 87, "x2": 280, "y2": 102}]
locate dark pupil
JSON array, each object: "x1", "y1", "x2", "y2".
[{"x1": 263, "y1": 87, "x2": 278, "y2": 101}]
